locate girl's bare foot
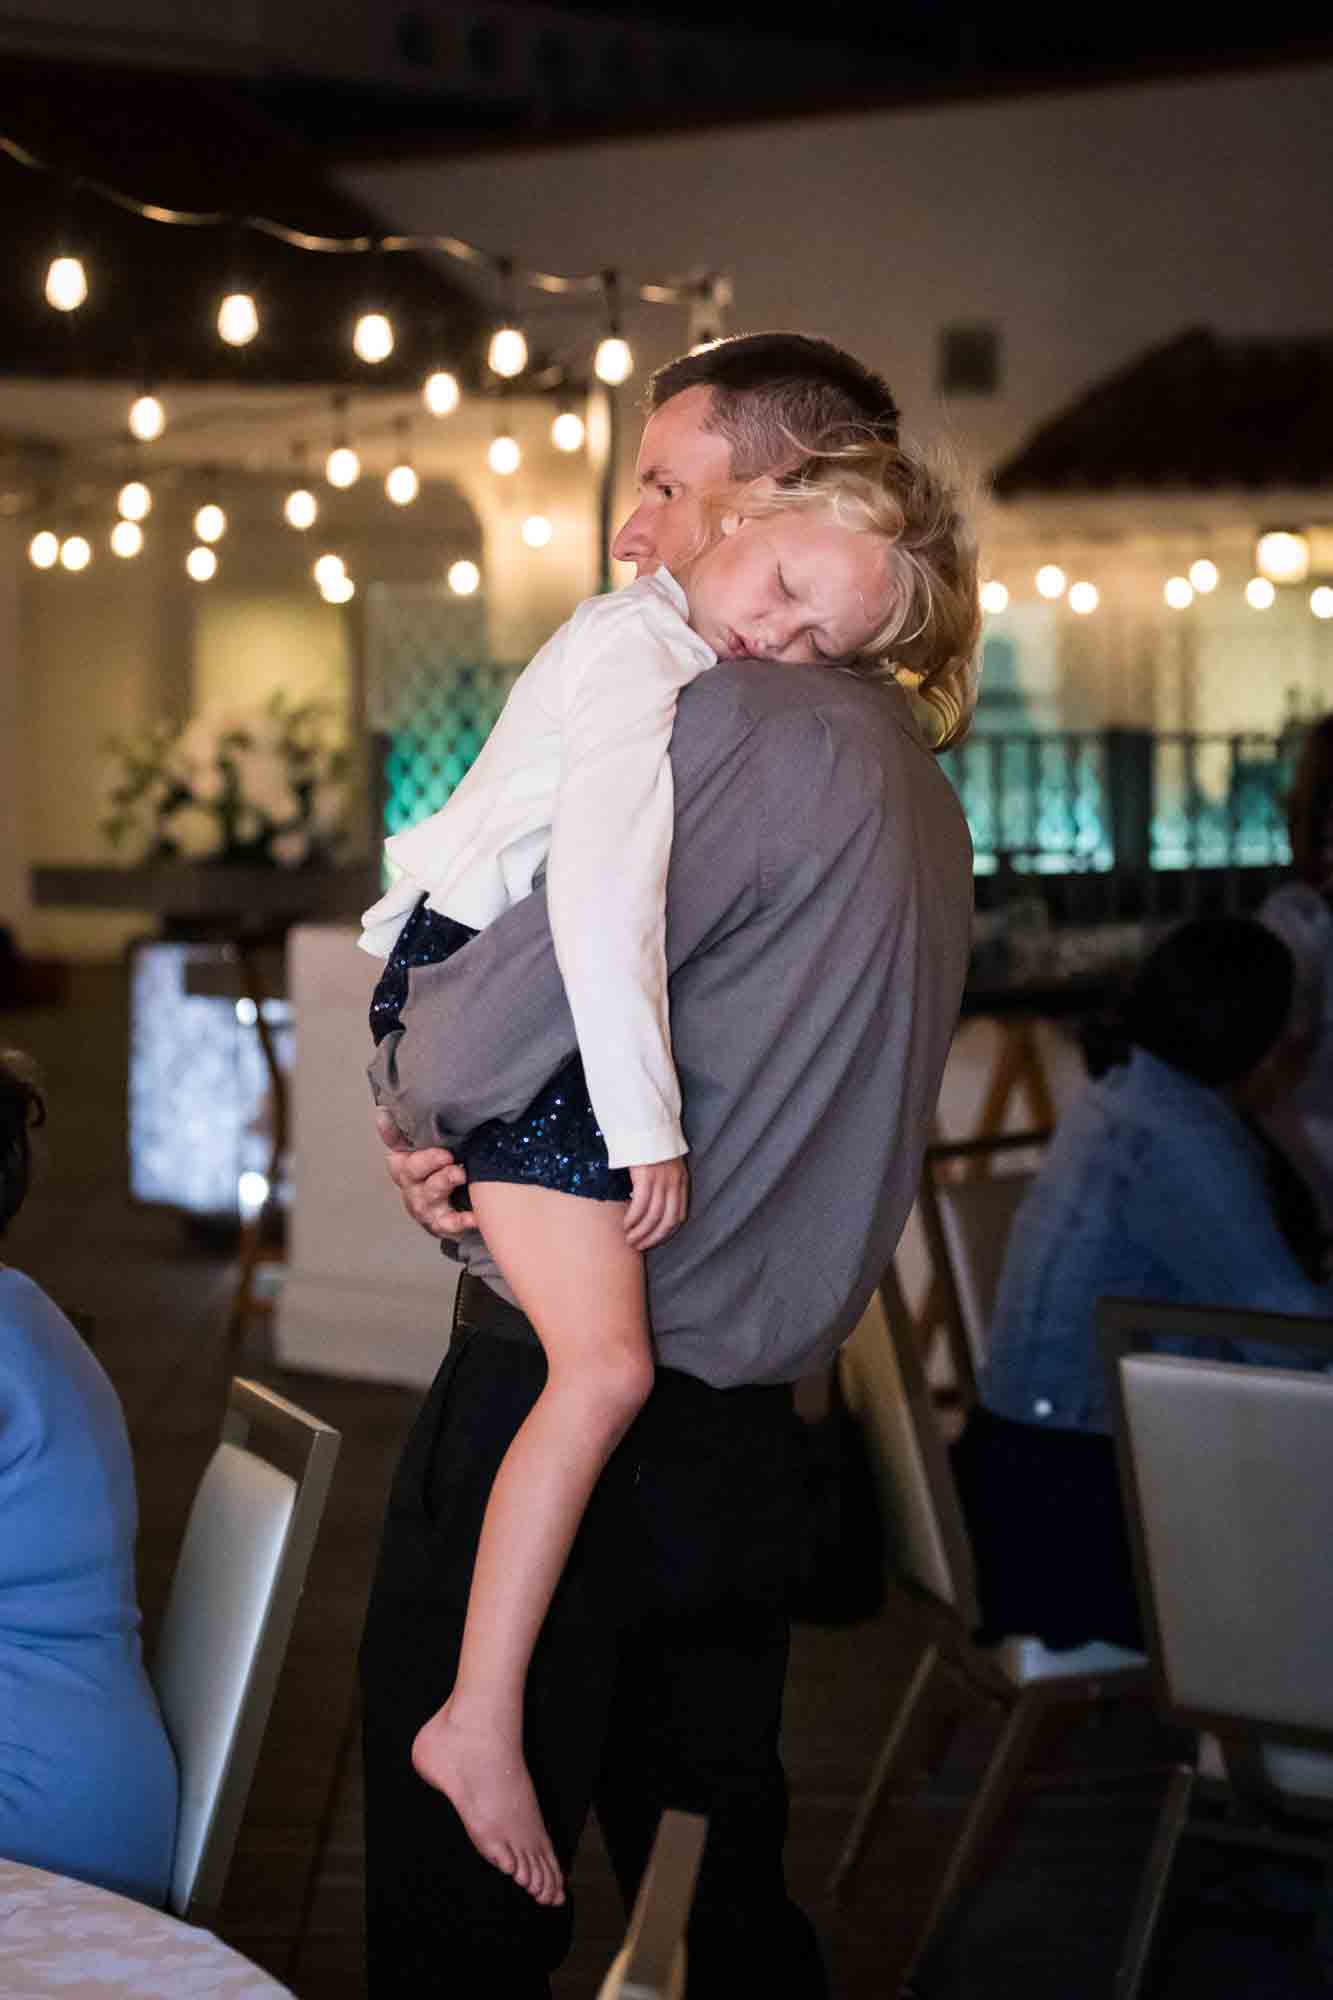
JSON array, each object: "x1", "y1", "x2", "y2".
[{"x1": 411, "y1": 1700, "x2": 565, "y2": 1907}]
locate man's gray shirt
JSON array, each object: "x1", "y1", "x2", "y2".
[{"x1": 369, "y1": 659, "x2": 973, "y2": 1387}]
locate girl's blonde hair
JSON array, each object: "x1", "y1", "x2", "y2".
[{"x1": 731, "y1": 436, "x2": 982, "y2": 750}]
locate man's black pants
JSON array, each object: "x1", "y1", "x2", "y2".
[{"x1": 359, "y1": 1279, "x2": 829, "y2": 1997}]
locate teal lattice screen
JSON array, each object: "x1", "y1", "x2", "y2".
[{"x1": 366, "y1": 584, "x2": 523, "y2": 843}]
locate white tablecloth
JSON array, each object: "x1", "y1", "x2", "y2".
[{"x1": 0, "y1": 1859, "x2": 291, "y2": 1998}]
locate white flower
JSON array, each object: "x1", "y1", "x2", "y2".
[
  {"x1": 190, "y1": 761, "x2": 227, "y2": 804},
  {"x1": 310, "y1": 782, "x2": 347, "y2": 839},
  {"x1": 233, "y1": 806, "x2": 264, "y2": 845},
  {"x1": 231, "y1": 746, "x2": 299, "y2": 826},
  {"x1": 166, "y1": 803, "x2": 224, "y2": 859},
  {"x1": 270, "y1": 829, "x2": 310, "y2": 868}
]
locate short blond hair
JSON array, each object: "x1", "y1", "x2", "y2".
[{"x1": 734, "y1": 437, "x2": 982, "y2": 750}]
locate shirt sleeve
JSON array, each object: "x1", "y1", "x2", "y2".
[{"x1": 544, "y1": 593, "x2": 714, "y2": 1167}]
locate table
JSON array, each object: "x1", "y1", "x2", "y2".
[{"x1": 0, "y1": 1858, "x2": 291, "y2": 1997}]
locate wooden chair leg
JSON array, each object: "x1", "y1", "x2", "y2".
[
  {"x1": 902, "y1": 1686, "x2": 1046, "y2": 1982},
  {"x1": 1113, "y1": 1763, "x2": 1195, "y2": 2000},
  {"x1": 831, "y1": 1643, "x2": 951, "y2": 1905}
]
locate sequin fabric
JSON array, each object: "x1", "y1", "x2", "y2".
[{"x1": 369, "y1": 894, "x2": 632, "y2": 1202}]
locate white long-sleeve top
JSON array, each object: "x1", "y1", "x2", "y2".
[{"x1": 358, "y1": 569, "x2": 716, "y2": 1169}]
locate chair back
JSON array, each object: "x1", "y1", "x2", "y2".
[
  {"x1": 595, "y1": 1810, "x2": 706, "y2": 2000},
  {"x1": 839, "y1": 1276, "x2": 979, "y2": 1627},
  {"x1": 1101, "y1": 1299, "x2": 1333, "y2": 1760},
  {"x1": 152, "y1": 1377, "x2": 340, "y2": 1924},
  {"x1": 918, "y1": 1131, "x2": 1049, "y2": 1382}
]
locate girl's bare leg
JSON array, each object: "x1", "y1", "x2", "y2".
[{"x1": 411, "y1": 1182, "x2": 654, "y2": 1909}]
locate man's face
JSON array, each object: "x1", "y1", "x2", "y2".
[{"x1": 611, "y1": 385, "x2": 733, "y2": 578}]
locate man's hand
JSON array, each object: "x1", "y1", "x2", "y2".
[
  {"x1": 624, "y1": 1157, "x2": 689, "y2": 1252},
  {"x1": 375, "y1": 1109, "x2": 477, "y2": 1238}
]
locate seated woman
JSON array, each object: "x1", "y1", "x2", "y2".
[
  {"x1": 0, "y1": 1050, "x2": 178, "y2": 1903},
  {"x1": 953, "y1": 916, "x2": 1330, "y2": 1653}
]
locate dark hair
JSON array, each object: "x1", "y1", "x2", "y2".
[
  {"x1": 1286, "y1": 713, "x2": 1333, "y2": 887},
  {"x1": 0, "y1": 1049, "x2": 45, "y2": 1237},
  {"x1": 1084, "y1": 918, "x2": 1295, "y2": 1088},
  {"x1": 647, "y1": 332, "x2": 900, "y2": 477}
]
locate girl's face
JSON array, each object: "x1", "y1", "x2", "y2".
[{"x1": 677, "y1": 507, "x2": 894, "y2": 667}]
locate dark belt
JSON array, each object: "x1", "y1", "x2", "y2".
[{"x1": 454, "y1": 1270, "x2": 542, "y2": 1348}]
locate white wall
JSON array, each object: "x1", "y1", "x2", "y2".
[{"x1": 346, "y1": 63, "x2": 1333, "y2": 499}]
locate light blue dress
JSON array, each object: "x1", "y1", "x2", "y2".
[{"x1": 0, "y1": 1268, "x2": 177, "y2": 1904}]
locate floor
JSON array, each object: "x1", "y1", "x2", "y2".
[{"x1": 3, "y1": 963, "x2": 1328, "y2": 1998}]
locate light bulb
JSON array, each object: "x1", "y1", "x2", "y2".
[
  {"x1": 60, "y1": 535, "x2": 91, "y2": 571},
  {"x1": 521, "y1": 514, "x2": 553, "y2": 548},
  {"x1": 1245, "y1": 577, "x2": 1276, "y2": 610},
  {"x1": 551, "y1": 410, "x2": 586, "y2": 453},
  {"x1": 1256, "y1": 531, "x2": 1309, "y2": 585},
  {"x1": 448, "y1": 560, "x2": 481, "y2": 596},
  {"x1": 45, "y1": 254, "x2": 87, "y2": 312},
  {"x1": 313, "y1": 553, "x2": 346, "y2": 589},
  {"x1": 320, "y1": 573, "x2": 356, "y2": 605},
  {"x1": 284, "y1": 487, "x2": 318, "y2": 530},
  {"x1": 488, "y1": 434, "x2": 521, "y2": 476},
  {"x1": 386, "y1": 462, "x2": 420, "y2": 506},
  {"x1": 129, "y1": 394, "x2": 165, "y2": 442},
  {"x1": 28, "y1": 530, "x2": 59, "y2": 569},
  {"x1": 488, "y1": 326, "x2": 528, "y2": 378},
  {"x1": 326, "y1": 444, "x2": 361, "y2": 488},
  {"x1": 1164, "y1": 576, "x2": 1194, "y2": 610},
  {"x1": 217, "y1": 291, "x2": 259, "y2": 346},
  {"x1": 1068, "y1": 581, "x2": 1099, "y2": 616},
  {"x1": 194, "y1": 503, "x2": 226, "y2": 543},
  {"x1": 979, "y1": 580, "x2": 1009, "y2": 614},
  {"x1": 1035, "y1": 564, "x2": 1067, "y2": 600},
  {"x1": 187, "y1": 546, "x2": 217, "y2": 581},
  {"x1": 593, "y1": 335, "x2": 634, "y2": 386},
  {"x1": 423, "y1": 370, "x2": 460, "y2": 417},
  {"x1": 1312, "y1": 587, "x2": 1333, "y2": 622},
  {"x1": 353, "y1": 311, "x2": 395, "y2": 364},
  {"x1": 1188, "y1": 558, "x2": 1219, "y2": 594},
  {"x1": 110, "y1": 520, "x2": 143, "y2": 558},
  {"x1": 117, "y1": 480, "x2": 151, "y2": 522}
]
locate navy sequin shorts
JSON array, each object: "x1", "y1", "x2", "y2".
[{"x1": 369, "y1": 893, "x2": 632, "y2": 1203}]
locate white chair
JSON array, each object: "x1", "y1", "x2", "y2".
[
  {"x1": 913, "y1": 1129, "x2": 1048, "y2": 1401},
  {"x1": 152, "y1": 1376, "x2": 341, "y2": 1926},
  {"x1": 831, "y1": 1277, "x2": 1147, "y2": 1983},
  {"x1": 1100, "y1": 1297, "x2": 1333, "y2": 1999},
  {"x1": 595, "y1": 1810, "x2": 707, "y2": 2000}
]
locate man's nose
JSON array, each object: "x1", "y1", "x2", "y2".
[{"x1": 611, "y1": 504, "x2": 651, "y2": 564}]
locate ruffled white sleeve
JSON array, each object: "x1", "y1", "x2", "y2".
[{"x1": 545, "y1": 577, "x2": 715, "y2": 1169}]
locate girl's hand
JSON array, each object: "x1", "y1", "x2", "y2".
[{"x1": 624, "y1": 1158, "x2": 690, "y2": 1251}]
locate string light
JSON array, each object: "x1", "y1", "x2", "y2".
[
  {"x1": 423, "y1": 370, "x2": 460, "y2": 417},
  {"x1": 194, "y1": 503, "x2": 227, "y2": 543},
  {"x1": 187, "y1": 546, "x2": 217, "y2": 581},
  {"x1": 979, "y1": 581, "x2": 1009, "y2": 614},
  {"x1": 28, "y1": 531, "x2": 59, "y2": 569},
  {"x1": 313, "y1": 553, "x2": 346, "y2": 590},
  {"x1": 1245, "y1": 577, "x2": 1276, "y2": 610},
  {"x1": 128, "y1": 392, "x2": 165, "y2": 442},
  {"x1": 488, "y1": 433, "x2": 521, "y2": 476},
  {"x1": 593, "y1": 271, "x2": 634, "y2": 385},
  {"x1": 320, "y1": 572, "x2": 356, "y2": 605},
  {"x1": 386, "y1": 461, "x2": 419, "y2": 506},
  {"x1": 522, "y1": 515, "x2": 553, "y2": 548},
  {"x1": 217, "y1": 291, "x2": 259, "y2": 346},
  {"x1": 44, "y1": 254, "x2": 87, "y2": 311},
  {"x1": 110, "y1": 520, "x2": 143, "y2": 558},
  {"x1": 551, "y1": 409, "x2": 585, "y2": 453},
  {"x1": 117, "y1": 480, "x2": 151, "y2": 521},
  {"x1": 1256, "y1": 531, "x2": 1309, "y2": 584},
  {"x1": 1035, "y1": 564, "x2": 1066, "y2": 600},
  {"x1": 284, "y1": 487, "x2": 318, "y2": 530},
  {"x1": 1164, "y1": 576, "x2": 1194, "y2": 609},
  {"x1": 488, "y1": 326, "x2": 528, "y2": 378},
  {"x1": 353, "y1": 311, "x2": 395, "y2": 365},
  {"x1": 448, "y1": 559, "x2": 481, "y2": 596},
  {"x1": 1068, "y1": 581, "x2": 1099, "y2": 615},
  {"x1": 326, "y1": 443, "x2": 360, "y2": 488},
  {"x1": 1188, "y1": 558, "x2": 1219, "y2": 594},
  {"x1": 59, "y1": 535, "x2": 91, "y2": 571},
  {"x1": 1312, "y1": 587, "x2": 1333, "y2": 621}
]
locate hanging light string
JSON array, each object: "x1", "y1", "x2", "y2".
[{"x1": 0, "y1": 132, "x2": 720, "y2": 311}]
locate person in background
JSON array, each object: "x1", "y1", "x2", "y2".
[
  {"x1": 1261, "y1": 712, "x2": 1333, "y2": 1226},
  {"x1": 0, "y1": 1050, "x2": 178, "y2": 1904},
  {"x1": 953, "y1": 916, "x2": 1330, "y2": 1653}
]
